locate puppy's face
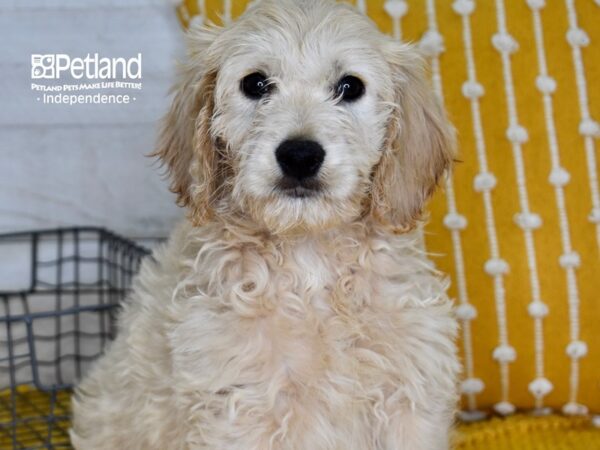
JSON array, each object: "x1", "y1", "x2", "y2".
[{"x1": 157, "y1": 0, "x2": 454, "y2": 234}]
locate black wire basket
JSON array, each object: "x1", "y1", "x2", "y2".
[{"x1": 0, "y1": 228, "x2": 150, "y2": 449}]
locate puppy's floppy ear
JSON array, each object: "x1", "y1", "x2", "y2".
[
  {"x1": 153, "y1": 25, "x2": 222, "y2": 225},
  {"x1": 371, "y1": 43, "x2": 455, "y2": 231}
]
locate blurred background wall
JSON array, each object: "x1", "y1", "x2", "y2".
[{"x1": 0, "y1": 0, "x2": 185, "y2": 242}]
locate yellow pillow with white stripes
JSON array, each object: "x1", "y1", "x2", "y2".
[{"x1": 175, "y1": 0, "x2": 600, "y2": 418}]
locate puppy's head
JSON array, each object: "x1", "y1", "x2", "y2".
[{"x1": 156, "y1": 0, "x2": 455, "y2": 234}]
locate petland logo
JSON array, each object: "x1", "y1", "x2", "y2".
[
  {"x1": 31, "y1": 53, "x2": 143, "y2": 105},
  {"x1": 31, "y1": 53, "x2": 142, "y2": 80}
]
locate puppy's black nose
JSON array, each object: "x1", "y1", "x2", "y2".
[{"x1": 275, "y1": 139, "x2": 325, "y2": 180}]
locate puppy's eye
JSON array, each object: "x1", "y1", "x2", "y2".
[
  {"x1": 336, "y1": 75, "x2": 365, "y2": 102},
  {"x1": 241, "y1": 72, "x2": 272, "y2": 99}
]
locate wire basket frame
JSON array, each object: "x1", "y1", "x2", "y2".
[{"x1": 0, "y1": 228, "x2": 150, "y2": 449}]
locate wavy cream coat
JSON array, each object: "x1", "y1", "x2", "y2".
[{"x1": 71, "y1": 0, "x2": 459, "y2": 448}]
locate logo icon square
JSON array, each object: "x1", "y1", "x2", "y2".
[{"x1": 31, "y1": 54, "x2": 55, "y2": 79}]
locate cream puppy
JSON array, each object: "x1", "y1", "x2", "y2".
[{"x1": 71, "y1": 0, "x2": 459, "y2": 448}]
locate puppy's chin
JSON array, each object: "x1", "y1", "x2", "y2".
[{"x1": 243, "y1": 193, "x2": 362, "y2": 236}]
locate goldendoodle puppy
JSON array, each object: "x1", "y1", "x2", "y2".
[{"x1": 71, "y1": 0, "x2": 459, "y2": 448}]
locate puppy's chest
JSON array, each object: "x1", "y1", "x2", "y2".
[
  {"x1": 192, "y1": 241, "x2": 405, "y2": 385},
  {"x1": 259, "y1": 241, "x2": 371, "y2": 320},
  {"x1": 171, "y1": 238, "x2": 435, "y2": 440}
]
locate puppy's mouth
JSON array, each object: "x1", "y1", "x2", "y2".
[{"x1": 276, "y1": 177, "x2": 322, "y2": 198}]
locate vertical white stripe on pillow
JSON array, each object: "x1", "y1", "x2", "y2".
[
  {"x1": 223, "y1": 0, "x2": 232, "y2": 24},
  {"x1": 564, "y1": 0, "x2": 600, "y2": 250},
  {"x1": 492, "y1": 0, "x2": 548, "y2": 416},
  {"x1": 356, "y1": 0, "x2": 367, "y2": 14},
  {"x1": 524, "y1": 0, "x2": 579, "y2": 414},
  {"x1": 560, "y1": 0, "x2": 593, "y2": 415},
  {"x1": 384, "y1": 0, "x2": 408, "y2": 40},
  {"x1": 422, "y1": 0, "x2": 482, "y2": 420},
  {"x1": 453, "y1": 0, "x2": 513, "y2": 420}
]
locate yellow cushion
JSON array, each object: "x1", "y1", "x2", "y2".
[
  {"x1": 0, "y1": 387, "x2": 71, "y2": 448},
  {"x1": 455, "y1": 414, "x2": 600, "y2": 450},
  {"x1": 177, "y1": 0, "x2": 600, "y2": 416},
  {"x1": 3, "y1": 387, "x2": 600, "y2": 449}
]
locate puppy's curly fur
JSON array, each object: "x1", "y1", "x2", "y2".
[{"x1": 71, "y1": 1, "x2": 459, "y2": 448}]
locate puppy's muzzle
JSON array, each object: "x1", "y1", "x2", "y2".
[{"x1": 275, "y1": 139, "x2": 325, "y2": 198}]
